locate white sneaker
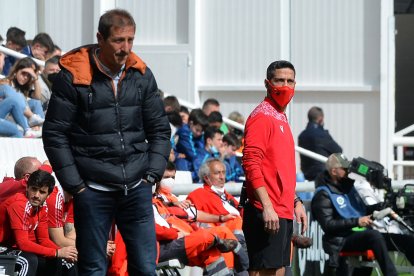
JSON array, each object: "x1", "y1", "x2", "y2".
[
  {"x1": 24, "y1": 128, "x2": 42, "y2": 138},
  {"x1": 28, "y1": 114, "x2": 45, "y2": 127}
]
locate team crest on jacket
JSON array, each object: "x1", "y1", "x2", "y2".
[{"x1": 336, "y1": 196, "x2": 345, "y2": 207}]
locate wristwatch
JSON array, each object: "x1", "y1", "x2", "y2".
[{"x1": 144, "y1": 173, "x2": 157, "y2": 185}]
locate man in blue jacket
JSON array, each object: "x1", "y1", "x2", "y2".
[{"x1": 298, "y1": 106, "x2": 342, "y2": 181}]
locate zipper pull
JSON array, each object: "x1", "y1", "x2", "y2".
[
  {"x1": 88, "y1": 92, "x2": 93, "y2": 105},
  {"x1": 124, "y1": 185, "x2": 128, "y2": 196}
]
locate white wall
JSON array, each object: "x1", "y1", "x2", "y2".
[{"x1": 0, "y1": 0, "x2": 383, "y2": 169}]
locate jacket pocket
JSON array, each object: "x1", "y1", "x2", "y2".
[
  {"x1": 132, "y1": 142, "x2": 149, "y2": 153},
  {"x1": 72, "y1": 145, "x2": 108, "y2": 158}
]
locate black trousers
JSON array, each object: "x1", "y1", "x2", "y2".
[
  {"x1": 9, "y1": 251, "x2": 77, "y2": 276},
  {"x1": 339, "y1": 230, "x2": 397, "y2": 276},
  {"x1": 382, "y1": 232, "x2": 414, "y2": 265}
]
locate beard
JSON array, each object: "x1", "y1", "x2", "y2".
[{"x1": 338, "y1": 177, "x2": 354, "y2": 193}]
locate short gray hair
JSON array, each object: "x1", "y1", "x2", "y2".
[{"x1": 198, "y1": 158, "x2": 223, "y2": 182}]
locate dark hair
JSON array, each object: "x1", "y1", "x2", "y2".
[
  {"x1": 189, "y1": 108, "x2": 209, "y2": 129},
  {"x1": 223, "y1": 133, "x2": 241, "y2": 149},
  {"x1": 164, "y1": 96, "x2": 180, "y2": 113},
  {"x1": 266, "y1": 60, "x2": 296, "y2": 80},
  {"x1": 202, "y1": 98, "x2": 220, "y2": 111},
  {"x1": 180, "y1": 105, "x2": 189, "y2": 114},
  {"x1": 167, "y1": 111, "x2": 183, "y2": 128},
  {"x1": 7, "y1": 57, "x2": 39, "y2": 95},
  {"x1": 98, "y1": 9, "x2": 136, "y2": 40},
  {"x1": 32, "y1": 33, "x2": 54, "y2": 53},
  {"x1": 204, "y1": 127, "x2": 223, "y2": 144},
  {"x1": 307, "y1": 106, "x2": 324, "y2": 122},
  {"x1": 45, "y1": 55, "x2": 60, "y2": 67},
  {"x1": 166, "y1": 161, "x2": 176, "y2": 171},
  {"x1": 6, "y1": 27, "x2": 27, "y2": 48},
  {"x1": 27, "y1": 170, "x2": 55, "y2": 194},
  {"x1": 208, "y1": 111, "x2": 223, "y2": 124}
]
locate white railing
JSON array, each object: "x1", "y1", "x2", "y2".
[
  {"x1": 0, "y1": 45, "x2": 45, "y2": 67},
  {"x1": 393, "y1": 124, "x2": 414, "y2": 180},
  {"x1": 172, "y1": 179, "x2": 414, "y2": 196}
]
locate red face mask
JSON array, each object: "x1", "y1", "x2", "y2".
[{"x1": 265, "y1": 79, "x2": 295, "y2": 108}]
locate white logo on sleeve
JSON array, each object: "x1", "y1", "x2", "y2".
[{"x1": 280, "y1": 125, "x2": 284, "y2": 133}]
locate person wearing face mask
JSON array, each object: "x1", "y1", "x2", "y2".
[
  {"x1": 311, "y1": 153, "x2": 398, "y2": 276},
  {"x1": 242, "y1": 60, "x2": 307, "y2": 276},
  {"x1": 192, "y1": 127, "x2": 224, "y2": 182},
  {"x1": 187, "y1": 158, "x2": 249, "y2": 275},
  {"x1": 38, "y1": 55, "x2": 61, "y2": 111},
  {"x1": 222, "y1": 133, "x2": 244, "y2": 182},
  {"x1": 298, "y1": 106, "x2": 343, "y2": 181}
]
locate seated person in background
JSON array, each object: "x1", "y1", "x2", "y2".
[
  {"x1": 0, "y1": 156, "x2": 51, "y2": 202},
  {"x1": 153, "y1": 160, "x2": 248, "y2": 274},
  {"x1": 46, "y1": 44, "x2": 62, "y2": 60},
  {"x1": 0, "y1": 170, "x2": 77, "y2": 276},
  {"x1": 311, "y1": 153, "x2": 398, "y2": 276},
  {"x1": 351, "y1": 163, "x2": 414, "y2": 265},
  {"x1": 46, "y1": 185, "x2": 76, "y2": 247},
  {"x1": 154, "y1": 161, "x2": 238, "y2": 225},
  {"x1": 222, "y1": 133, "x2": 244, "y2": 182},
  {"x1": 175, "y1": 108, "x2": 208, "y2": 171},
  {"x1": 163, "y1": 95, "x2": 180, "y2": 113},
  {"x1": 298, "y1": 106, "x2": 342, "y2": 181},
  {"x1": 21, "y1": 32, "x2": 54, "y2": 62},
  {"x1": 2, "y1": 27, "x2": 27, "y2": 76},
  {"x1": 187, "y1": 158, "x2": 245, "y2": 240},
  {"x1": 227, "y1": 111, "x2": 245, "y2": 139},
  {"x1": 208, "y1": 111, "x2": 224, "y2": 129},
  {"x1": 192, "y1": 127, "x2": 224, "y2": 182},
  {"x1": 0, "y1": 57, "x2": 45, "y2": 137},
  {"x1": 179, "y1": 105, "x2": 189, "y2": 125},
  {"x1": 38, "y1": 55, "x2": 60, "y2": 111},
  {"x1": 202, "y1": 98, "x2": 229, "y2": 134}
]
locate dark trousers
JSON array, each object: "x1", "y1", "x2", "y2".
[
  {"x1": 11, "y1": 251, "x2": 77, "y2": 276},
  {"x1": 340, "y1": 229, "x2": 397, "y2": 276},
  {"x1": 382, "y1": 232, "x2": 414, "y2": 265},
  {"x1": 73, "y1": 183, "x2": 156, "y2": 276}
]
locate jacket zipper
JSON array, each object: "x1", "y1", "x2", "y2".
[{"x1": 114, "y1": 80, "x2": 128, "y2": 195}]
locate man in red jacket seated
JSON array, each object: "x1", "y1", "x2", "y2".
[
  {"x1": 0, "y1": 170, "x2": 78, "y2": 276},
  {"x1": 186, "y1": 158, "x2": 249, "y2": 275},
  {"x1": 0, "y1": 156, "x2": 52, "y2": 202}
]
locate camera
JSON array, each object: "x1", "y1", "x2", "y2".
[
  {"x1": 348, "y1": 157, "x2": 391, "y2": 191},
  {"x1": 348, "y1": 157, "x2": 414, "y2": 227}
]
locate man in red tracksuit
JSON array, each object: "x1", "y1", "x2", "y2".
[
  {"x1": 0, "y1": 156, "x2": 52, "y2": 202},
  {"x1": 0, "y1": 170, "x2": 78, "y2": 276},
  {"x1": 242, "y1": 60, "x2": 307, "y2": 276},
  {"x1": 187, "y1": 158, "x2": 249, "y2": 275}
]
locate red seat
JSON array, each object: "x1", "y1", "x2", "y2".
[{"x1": 339, "y1": 250, "x2": 375, "y2": 261}]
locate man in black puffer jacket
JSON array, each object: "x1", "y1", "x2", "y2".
[
  {"x1": 311, "y1": 153, "x2": 397, "y2": 276},
  {"x1": 42, "y1": 9, "x2": 171, "y2": 276}
]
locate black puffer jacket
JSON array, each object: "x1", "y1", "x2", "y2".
[
  {"x1": 311, "y1": 171, "x2": 359, "y2": 267},
  {"x1": 43, "y1": 45, "x2": 171, "y2": 195}
]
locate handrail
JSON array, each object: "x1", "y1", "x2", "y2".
[
  {"x1": 0, "y1": 45, "x2": 45, "y2": 67},
  {"x1": 395, "y1": 124, "x2": 414, "y2": 137},
  {"x1": 172, "y1": 180, "x2": 414, "y2": 195}
]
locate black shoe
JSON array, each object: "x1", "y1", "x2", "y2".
[
  {"x1": 214, "y1": 237, "x2": 238, "y2": 253},
  {"x1": 292, "y1": 234, "x2": 313, "y2": 248}
]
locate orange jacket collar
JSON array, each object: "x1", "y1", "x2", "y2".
[{"x1": 59, "y1": 45, "x2": 147, "y2": 85}]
